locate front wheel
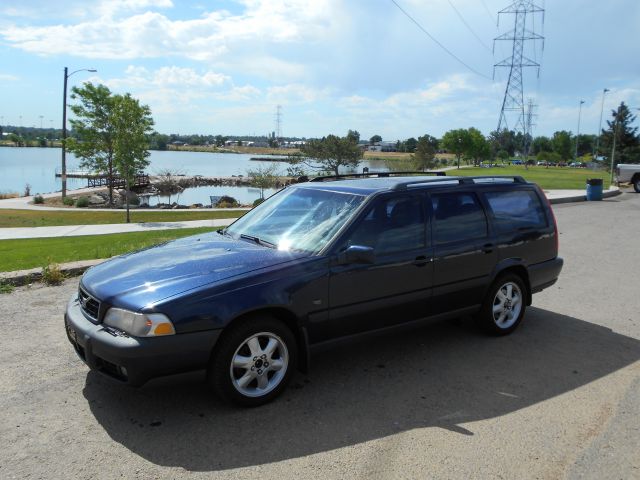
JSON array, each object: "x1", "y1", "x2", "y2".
[
  {"x1": 477, "y1": 274, "x2": 527, "y2": 335},
  {"x1": 208, "y1": 315, "x2": 297, "y2": 407},
  {"x1": 633, "y1": 177, "x2": 640, "y2": 193}
]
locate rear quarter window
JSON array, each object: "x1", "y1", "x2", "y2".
[{"x1": 482, "y1": 189, "x2": 548, "y2": 233}]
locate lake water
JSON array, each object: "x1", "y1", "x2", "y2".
[{"x1": 0, "y1": 147, "x2": 388, "y2": 205}]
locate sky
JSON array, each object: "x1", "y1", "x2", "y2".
[{"x1": 0, "y1": 0, "x2": 639, "y2": 141}]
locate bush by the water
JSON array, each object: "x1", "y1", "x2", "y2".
[
  {"x1": 63, "y1": 196, "x2": 75, "y2": 206},
  {"x1": 252, "y1": 198, "x2": 265, "y2": 207},
  {"x1": 33, "y1": 195, "x2": 44, "y2": 204},
  {"x1": 215, "y1": 195, "x2": 239, "y2": 208},
  {"x1": 75, "y1": 196, "x2": 89, "y2": 208}
]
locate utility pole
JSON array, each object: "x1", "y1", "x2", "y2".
[
  {"x1": 524, "y1": 98, "x2": 537, "y2": 167},
  {"x1": 594, "y1": 88, "x2": 609, "y2": 160},
  {"x1": 574, "y1": 100, "x2": 584, "y2": 163},
  {"x1": 275, "y1": 105, "x2": 282, "y2": 146},
  {"x1": 494, "y1": 1, "x2": 544, "y2": 154}
]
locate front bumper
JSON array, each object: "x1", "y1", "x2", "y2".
[{"x1": 64, "y1": 296, "x2": 221, "y2": 386}]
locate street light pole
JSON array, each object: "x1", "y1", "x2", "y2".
[
  {"x1": 574, "y1": 100, "x2": 584, "y2": 163},
  {"x1": 61, "y1": 67, "x2": 96, "y2": 198},
  {"x1": 594, "y1": 88, "x2": 609, "y2": 161}
]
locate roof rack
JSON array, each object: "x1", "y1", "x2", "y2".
[
  {"x1": 309, "y1": 171, "x2": 446, "y2": 182},
  {"x1": 392, "y1": 175, "x2": 527, "y2": 191}
]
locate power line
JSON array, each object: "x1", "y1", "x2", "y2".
[
  {"x1": 480, "y1": 0, "x2": 497, "y2": 25},
  {"x1": 390, "y1": 0, "x2": 492, "y2": 80},
  {"x1": 447, "y1": 0, "x2": 493, "y2": 53}
]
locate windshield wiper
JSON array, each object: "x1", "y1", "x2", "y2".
[{"x1": 240, "y1": 234, "x2": 276, "y2": 249}]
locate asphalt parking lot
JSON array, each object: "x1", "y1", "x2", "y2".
[{"x1": 1, "y1": 192, "x2": 639, "y2": 480}]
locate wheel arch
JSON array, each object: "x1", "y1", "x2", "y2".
[
  {"x1": 491, "y1": 263, "x2": 532, "y2": 306},
  {"x1": 213, "y1": 307, "x2": 310, "y2": 373}
]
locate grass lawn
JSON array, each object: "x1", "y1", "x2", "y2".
[
  {"x1": 0, "y1": 208, "x2": 245, "y2": 228},
  {"x1": 0, "y1": 227, "x2": 217, "y2": 272},
  {"x1": 448, "y1": 166, "x2": 611, "y2": 190}
]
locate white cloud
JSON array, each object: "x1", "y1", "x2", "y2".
[
  {"x1": 104, "y1": 65, "x2": 229, "y2": 90},
  {"x1": 0, "y1": 0, "x2": 336, "y2": 62},
  {"x1": 267, "y1": 84, "x2": 330, "y2": 104},
  {"x1": 0, "y1": 73, "x2": 19, "y2": 81}
]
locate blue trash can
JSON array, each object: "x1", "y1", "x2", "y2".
[{"x1": 586, "y1": 178, "x2": 603, "y2": 201}]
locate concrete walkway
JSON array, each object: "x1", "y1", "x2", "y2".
[{"x1": 0, "y1": 218, "x2": 235, "y2": 240}]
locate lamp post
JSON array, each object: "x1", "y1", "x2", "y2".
[
  {"x1": 61, "y1": 67, "x2": 96, "y2": 198},
  {"x1": 574, "y1": 100, "x2": 585, "y2": 163},
  {"x1": 594, "y1": 88, "x2": 609, "y2": 161}
]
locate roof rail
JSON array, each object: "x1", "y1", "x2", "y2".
[
  {"x1": 460, "y1": 175, "x2": 527, "y2": 184},
  {"x1": 309, "y1": 171, "x2": 446, "y2": 182},
  {"x1": 392, "y1": 175, "x2": 528, "y2": 191}
]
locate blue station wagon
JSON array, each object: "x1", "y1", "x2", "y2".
[{"x1": 65, "y1": 174, "x2": 563, "y2": 406}]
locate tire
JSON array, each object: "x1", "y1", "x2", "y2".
[
  {"x1": 477, "y1": 274, "x2": 527, "y2": 336},
  {"x1": 208, "y1": 315, "x2": 297, "y2": 407},
  {"x1": 633, "y1": 177, "x2": 640, "y2": 193}
]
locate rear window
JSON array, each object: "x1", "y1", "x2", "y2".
[
  {"x1": 431, "y1": 192, "x2": 488, "y2": 244},
  {"x1": 483, "y1": 189, "x2": 548, "y2": 233}
]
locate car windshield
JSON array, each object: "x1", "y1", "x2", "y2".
[{"x1": 225, "y1": 186, "x2": 366, "y2": 253}]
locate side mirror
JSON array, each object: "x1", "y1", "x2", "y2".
[{"x1": 337, "y1": 245, "x2": 375, "y2": 265}]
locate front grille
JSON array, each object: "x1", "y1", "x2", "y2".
[{"x1": 78, "y1": 286, "x2": 100, "y2": 322}]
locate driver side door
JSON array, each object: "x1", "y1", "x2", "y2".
[{"x1": 322, "y1": 193, "x2": 434, "y2": 341}]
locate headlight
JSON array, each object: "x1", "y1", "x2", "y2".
[{"x1": 103, "y1": 308, "x2": 175, "y2": 337}]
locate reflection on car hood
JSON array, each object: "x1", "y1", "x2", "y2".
[{"x1": 81, "y1": 232, "x2": 307, "y2": 309}]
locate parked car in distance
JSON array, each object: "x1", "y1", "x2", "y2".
[
  {"x1": 65, "y1": 173, "x2": 563, "y2": 406},
  {"x1": 615, "y1": 164, "x2": 640, "y2": 192}
]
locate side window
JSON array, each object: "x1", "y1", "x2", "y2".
[
  {"x1": 431, "y1": 192, "x2": 488, "y2": 244},
  {"x1": 483, "y1": 190, "x2": 548, "y2": 233},
  {"x1": 346, "y1": 196, "x2": 426, "y2": 254}
]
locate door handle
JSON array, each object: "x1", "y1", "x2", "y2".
[
  {"x1": 482, "y1": 243, "x2": 494, "y2": 254},
  {"x1": 413, "y1": 255, "x2": 431, "y2": 266}
]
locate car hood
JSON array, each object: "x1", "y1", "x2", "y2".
[{"x1": 81, "y1": 232, "x2": 307, "y2": 309}]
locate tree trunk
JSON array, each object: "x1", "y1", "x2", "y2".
[
  {"x1": 108, "y1": 152, "x2": 114, "y2": 205},
  {"x1": 125, "y1": 176, "x2": 130, "y2": 223}
]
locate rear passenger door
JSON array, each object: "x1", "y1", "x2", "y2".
[{"x1": 429, "y1": 191, "x2": 497, "y2": 314}]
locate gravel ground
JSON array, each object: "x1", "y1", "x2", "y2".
[{"x1": 1, "y1": 192, "x2": 639, "y2": 480}]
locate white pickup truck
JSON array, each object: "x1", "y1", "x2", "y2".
[{"x1": 615, "y1": 164, "x2": 640, "y2": 192}]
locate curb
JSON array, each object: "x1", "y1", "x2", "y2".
[
  {"x1": 548, "y1": 188, "x2": 622, "y2": 204},
  {"x1": 0, "y1": 259, "x2": 105, "y2": 286}
]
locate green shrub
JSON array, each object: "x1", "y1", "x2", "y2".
[
  {"x1": 215, "y1": 195, "x2": 239, "y2": 208},
  {"x1": 42, "y1": 263, "x2": 65, "y2": 285},
  {"x1": 0, "y1": 281, "x2": 14, "y2": 294},
  {"x1": 33, "y1": 195, "x2": 44, "y2": 204},
  {"x1": 252, "y1": 198, "x2": 265, "y2": 207},
  {"x1": 63, "y1": 196, "x2": 75, "y2": 206},
  {"x1": 75, "y1": 196, "x2": 89, "y2": 208}
]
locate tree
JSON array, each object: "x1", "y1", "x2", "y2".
[
  {"x1": 403, "y1": 137, "x2": 418, "y2": 153},
  {"x1": 369, "y1": 134, "x2": 382, "y2": 145},
  {"x1": 489, "y1": 129, "x2": 518, "y2": 157},
  {"x1": 551, "y1": 131, "x2": 573, "y2": 161},
  {"x1": 466, "y1": 128, "x2": 491, "y2": 166},
  {"x1": 294, "y1": 133, "x2": 363, "y2": 176},
  {"x1": 600, "y1": 102, "x2": 640, "y2": 166},
  {"x1": 247, "y1": 163, "x2": 280, "y2": 199},
  {"x1": 66, "y1": 83, "x2": 118, "y2": 204},
  {"x1": 111, "y1": 93, "x2": 154, "y2": 223},
  {"x1": 531, "y1": 136, "x2": 552, "y2": 155},
  {"x1": 412, "y1": 135, "x2": 437, "y2": 170},
  {"x1": 441, "y1": 129, "x2": 472, "y2": 168},
  {"x1": 347, "y1": 130, "x2": 360, "y2": 144}
]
